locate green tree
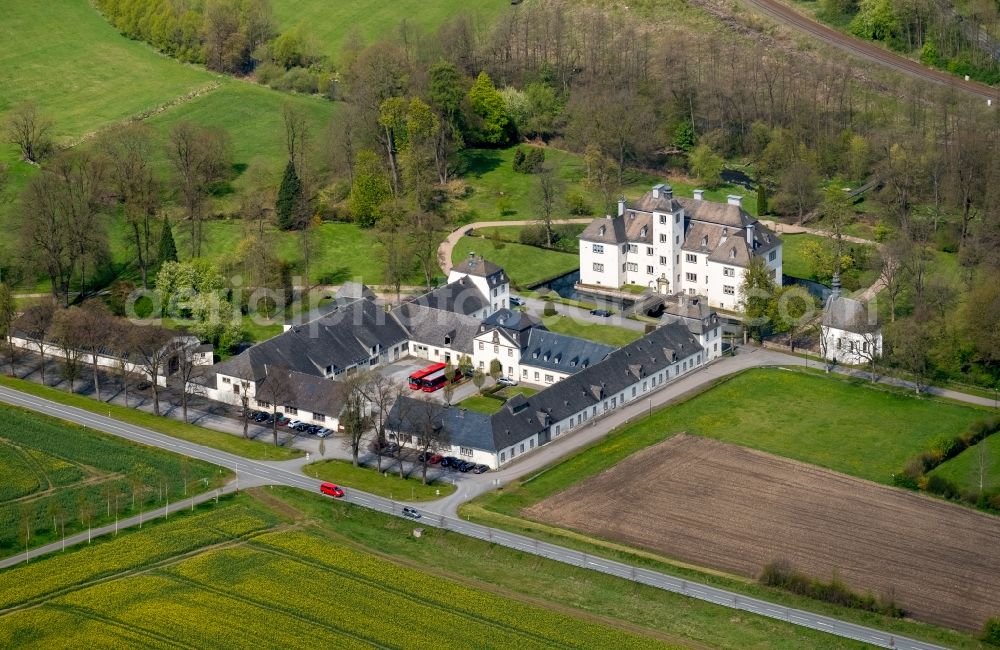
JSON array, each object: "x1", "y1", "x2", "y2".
[
  {"x1": 673, "y1": 119, "x2": 696, "y2": 152},
  {"x1": 467, "y1": 71, "x2": 510, "y2": 146},
  {"x1": 689, "y1": 144, "x2": 723, "y2": 187},
  {"x1": 158, "y1": 218, "x2": 178, "y2": 265},
  {"x1": 739, "y1": 257, "x2": 776, "y2": 342},
  {"x1": 756, "y1": 182, "x2": 768, "y2": 215},
  {"x1": 850, "y1": 0, "x2": 900, "y2": 44},
  {"x1": 275, "y1": 160, "x2": 306, "y2": 231},
  {"x1": 348, "y1": 150, "x2": 391, "y2": 227},
  {"x1": 489, "y1": 358, "x2": 503, "y2": 383}
]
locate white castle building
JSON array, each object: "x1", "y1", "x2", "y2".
[{"x1": 578, "y1": 184, "x2": 782, "y2": 311}]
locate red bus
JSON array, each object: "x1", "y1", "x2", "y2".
[
  {"x1": 420, "y1": 367, "x2": 463, "y2": 392},
  {"x1": 408, "y1": 362, "x2": 447, "y2": 390}
]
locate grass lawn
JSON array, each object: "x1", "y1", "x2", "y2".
[
  {"x1": 930, "y1": 433, "x2": 1000, "y2": 493},
  {"x1": 452, "y1": 234, "x2": 579, "y2": 287},
  {"x1": 305, "y1": 458, "x2": 456, "y2": 501},
  {"x1": 541, "y1": 314, "x2": 642, "y2": 347},
  {"x1": 456, "y1": 394, "x2": 504, "y2": 414},
  {"x1": 0, "y1": 376, "x2": 301, "y2": 461},
  {"x1": 271, "y1": 0, "x2": 508, "y2": 62},
  {"x1": 780, "y1": 232, "x2": 878, "y2": 290},
  {"x1": 475, "y1": 223, "x2": 587, "y2": 254}
]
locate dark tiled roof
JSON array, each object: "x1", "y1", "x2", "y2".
[
  {"x1": 661, "y1": 295, "x2": 720, "y2": 335},
  {"x1": 480, "y1": 308, "x2": 545, "y2": 348},
  {"x1": 393, "y1": 303, "x2": 481, "y2": 354},
  {"x1": 387, "y1": 397, "x2": 494, "y2": 451},
  {"x1": 390, "y1": 321, "x2": 703, "y2": 453},
  {"x1": 213, "y1": 297, "x2": 408, "y2": 381},
  {"x1": 521, "y1": 330, "x2": 614, "y2": 374},
  {"x1": 259, "y1": 366, "x2": 349, "y2": 417},
  {"x1": 823, "y1": 295, "x2": 875, "y2": 332},
  {"x1": 451, "y1": 255, "x2": 507, "y2": 289},
  {"x1": 579, "y1": 217, "x2": 628, "y2": 244},
  {"x1": 411, "y1": 277, "x2": 489, "y2": 317}
]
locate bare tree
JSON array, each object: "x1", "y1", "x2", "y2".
[
  {"x1": 232, "y1": 367, "x2": 256, "y2": 439},
  {"x1": 359, "y1": 372, "x2": 399, "y2": 471},
  {"x1": 256, "y1": 366, "x2": 294, "y2": 446},
  {"x1": 166, "y1": 122, "x2": 232, "y2": 258},
  {"x1": 108, "y1": 320, "x2": 133, "y2": 406},
  {"x1": 52, "y1": 307, "x2": 87, "y2": 392},
  {"x1": 5, "y1": 102, "x2": 53, "y2": 163},
  {"x1": 283, "y1": 103, "x2": 311, "y2": 177},
  {"x1": 850, "y1": 312, "x2": 882, "y2": 383},
  {"x1": 411, "y1": 398, "x2": 450, "y2": 485},
  {"x1": 100, "y1": 125, "x2": 160, "y2": 288},
  {"x1": 14, "y1": 301, "x2": 56, "y2": 385},
  {"x1": 0, "y1": 282, "x2": 17, "y2": 377},
  {"x1": 878, "y1": 243, "x2": 903, "y2": 322},
  {"x1": 339, "y1": 371, "x2": 372, "y2": 467},
  {"x1": 973, "y1": 440, "x2": 994, "y2": 499},
  {"x1": 79, "y1": 300, "x2": 115, "y2": 401},
  {"x1": 175, "y1": 344, "x2": 204, "y2": 424},
  {"x1": 129, "y1": 326, "x2": 177, "y2": 416},
  {"x1": 536, "y1": 166, "x2": 563, "y2": 248}
]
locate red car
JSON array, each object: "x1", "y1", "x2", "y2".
[
  {"x1": 428, "y1": 454, "x2": 443, "y2": 465},
  {"x1": 319, "y1": 482, "x2": 344, "y2": 498}
]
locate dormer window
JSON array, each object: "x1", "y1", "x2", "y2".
[
  {"x1": 444, "y1": 335, "x2": 452, "y2": 345},
  {"x1": 730, "y1": 248, "x2": 736, "y2": 259},
  {"x1": 701, "y1": 235, "x2": 708, "y2": 247},
  {"x1": 598, "y1": 225, "x2": 606, "y2": 236},
  {"x1": 640, "y1": 226, "x2": 647, "y2": 238}
]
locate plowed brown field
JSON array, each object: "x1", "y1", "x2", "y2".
[{"x1": 526, "y1": 434, "x2": 1000, "y2": 631}]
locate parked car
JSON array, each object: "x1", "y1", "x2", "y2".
[
  {"x1": 305, "y1": 424, "x2": 320, "y2": 434},
  {"x1": 428, "y1": 454, "x2": 443, "y2": 465},
  {"x1": 319, "y1": 482, "x2": 344, "y2": 498},
  {"x1": 315, "y1": 427, "x2": 332, "y2": 438},
  {"x1": 294, "y1": 423, "x2": 311, "y2": 432},
  {"x1": 510, "y1": 296, "x2": 525, "y2": 307},
  {"x1": 473, "y1": 464, "x2": 489, "y2": 474},
  {"x1": 589, "y1": 309, "x2": 613, "y2": 317},
  {"x1": 441, "y1": 456, "x2": 458, "y2": 468},
  {"x1": 253, "y1": 412, "x2": 269, "y2": 423},
  {"x1": 136, "y1": 380, "x2": 152, "y2": 391},
  {"x1": 401, "y1": 506, "x2": 421, "y2": 519},
  {"x1": 457, "y1": 461, "x2": 475, "y2": 472},
  {"x1": 287, "y1": 420, "x2": 304, "y2": 429},
  {"x1": 275, "y1": 415, "x2": 290, "y2": 427},
  {"x1": 497, "y1": 376, "x2": 518, "y2": 387}
]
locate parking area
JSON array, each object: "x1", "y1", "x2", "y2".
[{"x1": 377, "y1": 359, "x2": 480, "y2": 404}]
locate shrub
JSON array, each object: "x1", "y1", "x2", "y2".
[
  {"x1": 565, "y1": 190, "x2": 593, "y2": 215},
  {"x1": 982, "y1": 618, "x2": 1000, "y2": 646},
  {"x1": 255, "y1": 61, "x2": 284, "y2": 85},
  {"x1": 512, "y1": 147, "x2": 545, "y2": 173},
  {"x1": 519, "y1": 223, "x2": 549, "y2": 248},
  {"x1": 990, "y1": 493, "x2": 1000, "y2": 511},
  {"x1": 925, "y1": 474, "x2": 960, "y2": 500},
  {"x1": 760, "y1": 559, "x2": 902, "y2": 617}
]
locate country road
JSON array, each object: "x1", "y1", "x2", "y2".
[
  {"x1": 0, "y1": 379, "x2": 957, "y2": 649},
  {"x1": 738, "y1": 0, "x2": 999, "y2": 101}
]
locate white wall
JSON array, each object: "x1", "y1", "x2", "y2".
[
  {"x1": 579, "y1": 237, "x2": 624, "y2": 287},
  {"x1": 473, "y1": 330, "x2": 520, "y2": 379},
  {"x1": 9, "y1": 335, "x2": 181, "y2": 387},
  {"x1": 822, "y1": 326, "x2": 882, "y2": 366}
]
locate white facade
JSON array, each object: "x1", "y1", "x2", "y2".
[
  {"x1": 472, "y1": 329, "x2": 521, "y2": 379},
  {"x1": 579, "y1": 187, "x2": 782, "y2": 311},
  {"x1": 821, "y1": 326, "x2": 882, "y2": 366}
]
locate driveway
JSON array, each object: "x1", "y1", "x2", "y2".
[{"x1": 438, "y1": 219, "x2": 594, "y2": 275}]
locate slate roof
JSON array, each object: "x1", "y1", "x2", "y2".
[
  {"x1": 823, "y1": 295, "x2": 875, "y2": 333},
  {"x1": 411, "y1": 276, "x2": 489, "y2": 317},
  {"x1": 579, "y1": 216, "x2": 628, "y2": 244},
  {"x1": 521, "y1": 329, "x2": 614, "y2": 374},
  {"x1": 392, "y1": 303, "x2": 481, "y2": 354},
  {"x1": 258, "y1": 366, "x2": 349, "y2": 418},
  {"x1": 451, "y1": 254, "x2": 508, "y2": 289},
  {"x1": 387, "y1": 397, "x2": 495, "y2": 452},
  {"x1": 480, "y1": 308, "x2": 544, "y2": 348},
  {"x1": 213, "y1": 297, "x2": 408, "y2": 381},
  {"x1": 390, "y1": 321, "x2": 703, "y2": 453},
  {"x1": 661, "y1": 295, "x2": 720, "y2": 335},
  {"x1": 623, "y1": 211, "x2": 653, "y2": 244}
]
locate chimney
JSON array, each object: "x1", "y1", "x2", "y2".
[
  {"x1": 662, "y1": 184, "x2": 673, "y2": 199},
  {"x1": 651, "y1": 184, "x2": 661, "y2": 199},
  {"x1": 617, "y1": 196, "x2": 626, "y2": 217},
  {"x1": 693, "y1": 189, "x2": 704, "y2": 201},
  {"x1": 746, "y1": 223, "x2": 755, "y2": 247},
  {"x1": 727, "y1": 195, "x2": 743, "y2": 208}
]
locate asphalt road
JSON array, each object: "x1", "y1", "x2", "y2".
[
  {"x1": 0, "y1": 382, "x2": 950, "y2": 650},
  {"x1": 740, "y1": 0, "x2": 999, "y2": 101}
]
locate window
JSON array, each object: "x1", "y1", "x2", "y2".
[
  {"x1": 500, "y1": 452, "x2": 506, "y2": 462},
  {"x1": 769, "y1": 250, "x2": 777, "y2": 261},
  {"x1": 256, "y1": 400, "x2": 270, "y2": 408},
  {"x1": 646, "y1": 247, "x2": 653, "y2": 256},
  {"x1": 222, "y1": 377, "x2": 231, "y2": 384},
  {"x1": 478, "y1": 342, "x2": 484, "y2": 350},
  {"x1": 723, "y1": 285, "x2": 735, "y2": 295},
  {"x1": 675, "y1": 213, "x2": 681, "y2": 223},
  {"x1": 545, "y1": 374, "x2": 554, "y2": 383},
  {"x1": 507, "y1": 348, "x2": 513, "y2": 357},
  {"x1": 314, "y1": 413, "x2": 325, "y2": 422},
  {"x1": 675, "y1": 235, "x2": 680, "y2": 244},
  {"x1": 770, "y1": 269, "x2": 777, "y2": 279},
  {"x1": 520, "y1": 443, "x2": 525, "y2": 453},
  {"x1": 646, "y1": 265, "x2": 654, "y2": 274},
  {"x1": 628, "y1": 244, "x2": 638, "y2": 253},
  {"x1": 534, "y1": 371, "x2": 539, "y2": 380},
  {"x1": 592, "y1": 262, "x2": 604, "y2": 273},
  {"x1": 460, "y1": 446, "x2": 473, "y2": 456},
  {"x1": 285, "y1": 407, "x2": 298, "y2": 415},
  {"x1": 232, "y1": 385, "x2": 240, "y2": 394},
  {"x1": 626, "y1": 262, "x2": 638, "y2": 272},
  {"x1": 685, "y1": 272, "x2": 697, "y2": 282},
  {"x1": 479, "y1": 361, "x2": 484, "y2": 369},
  {"x1": 522, "y1": 368, "x2": 527, "y2": 377},
  {"x1": 493, "y1": 345, "x2": 499, "y2": 353},
  {"x1": 640, "y1": 227, "x2": 647, "y2": 238},
  {"x1": 659, "y1": 256, "x2": 667, "y2": 265},
  {"x1": 659, "y1": 215, "x2": 667, "y2": 224},
  {"x1": 659, "y1": 234, "x2": 667, "y2": 243},
  {"x1": 592, "y1": 244, "x2": 604, "y2": 254},
  {"x1": 631, "y1": 386, "x2": 636, "y2": 397},
  {"x1": 529, "y1": 439, "x2": 535, "y2": 449},
  {"x1": 444, "y1": 335, "x2": 451, "y2": 345},
  {"x1": 723, "y1": 266, "x2": 735, "y2": 277},
  {"x1": 685, "y1": 253, "x2": 697, "y2": 263}
]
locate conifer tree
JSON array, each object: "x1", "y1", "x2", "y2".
[
  {"x1": 276, "y1": 160, "x2": 304, "y2": 231},
  {"x1": 158, "y1": 218, "x2": 178, "y2": 264}
]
